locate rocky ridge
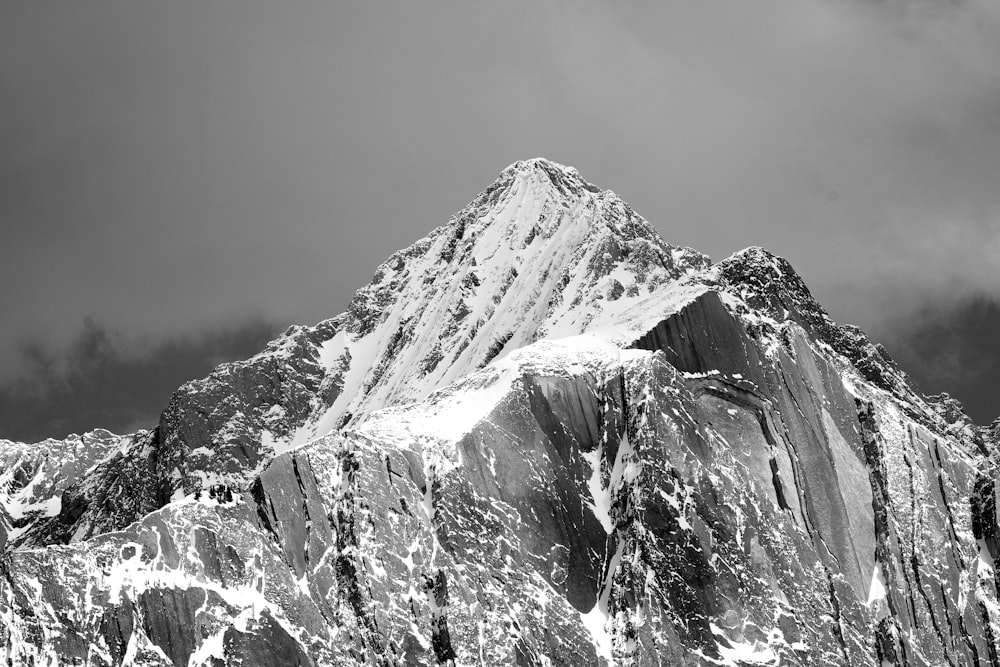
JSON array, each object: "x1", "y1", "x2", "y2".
[{"x1": 1, "y1": 158, "x2": 998, "y2": 665}]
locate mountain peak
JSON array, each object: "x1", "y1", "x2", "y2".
[
  {"x1": 487, "y1": 157, "x2": 604, "y2": 205},
  {"x1": 222, "y1": 158, "x2": 707, "y2": 455},
  {"x1": 328, "y1": 158, "x2": 709, "y2": 420},
  {"x1": 5, "y1": 159, "x2": 998, "y2": 666},
  {"x1": 714, "y1": 244, "x2": 931, "y2": 421},
  {"x1": 502, "y1": 156, "x2": 579, "y2": 178},
  {"x1": 504, "y1": 155, "x2": 570, "y2": 170}
]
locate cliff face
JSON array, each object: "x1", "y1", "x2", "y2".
[{"x1": 1, "y1": 159, "x2": 997, "y2": 666}]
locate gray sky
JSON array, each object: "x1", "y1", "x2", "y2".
[{"x1": 3, "y1": 0, "x2": 1000, "y2": 439}]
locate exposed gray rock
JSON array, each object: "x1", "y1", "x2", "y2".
[{"x1": 1, "y1": 159, "x2": 996, "y2": 665}]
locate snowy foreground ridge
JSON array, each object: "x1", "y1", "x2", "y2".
[{"x1": 2, "y1": 158, "x2": 1000, "y2": 666}]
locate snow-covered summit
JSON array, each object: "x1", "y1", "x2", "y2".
[
  {"x1": 4, "y1": 159, "x2": 1000, "y2": 666},
  {"x1": 500, "y1": 156, "x2": 583, "y2": 176},
  {"x1": 303, "y1": 158, "x2": 710, "y2": 438},
  {"x1": 497, "y1": 157, "x2": 598, "y2": 194},
  {"x1": 12, "y1": 159, "x2": 712, "y2": 520},
  {"x1": 9, "y1": 158, "x2": 983, "y2": 541}
]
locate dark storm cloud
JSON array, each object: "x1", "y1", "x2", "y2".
[
  {"x1": 881, "y1": 298, "x2": 1000, "y2": 424},
  {"x1": 0, "y1": 318, "x2": 281, "y2": 442},
  {"x1": 2, "y1": 0, "x2": 999, "y2": 436}
]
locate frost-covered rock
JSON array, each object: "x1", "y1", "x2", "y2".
[
  {"x1": 1, "y1": 159, "x2": 997, "y2": 665},
  {"x1": 0, "y1": 429, "x2": 126, "y2": 546}
]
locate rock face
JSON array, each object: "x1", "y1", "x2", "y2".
[{"x1": 1, "y1": 158, "x2": 998, "y2": 665}]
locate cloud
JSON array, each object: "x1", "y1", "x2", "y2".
[
  {"x1": 877, "y1": 297, "x2": 1000, "y2": 423},
  {"x1": 598, "y1": 0, "x2": 1000, "y2": 313},
  {"x1": 570, "y1": 0, "x2": 1000, "y2": 418},
  {"x1": 1, "y1": 0, "x2": 999, "y2": 430},
  {"x1": 0, "y1": 318, "x2": 281, "y2": 442}
]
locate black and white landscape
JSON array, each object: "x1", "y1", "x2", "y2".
[
  {"x1": 3, "y1": 158, "x2": 999, "y2": 665},
  {"x1": 5, "y1": 2, "x2": 1000, "y2": 665}
]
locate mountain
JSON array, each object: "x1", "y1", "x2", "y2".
[{"x1": 2, "y1": 158, "x2": 998, "y2": 665}]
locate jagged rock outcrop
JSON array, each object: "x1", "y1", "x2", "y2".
[
  {"x1": 0, "y1": 429, "x2": 126, "y2": 546},
  {"x1": 1, "y1": 158, "x2": 997, "y2": 665},
  {"x1": 11, "y1": 159, "x2": 712, "y2": 550}
]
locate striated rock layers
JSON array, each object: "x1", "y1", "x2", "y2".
[{"x1": 2, "y1": 158, "x2": 998, "y2": 665}]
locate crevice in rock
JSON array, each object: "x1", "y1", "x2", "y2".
[
  {"x1": 250, "y1": 477, "x2": 280, "y2": 543},
  {"x1": 909, "y1": 553, "x2": 957, "y2": 667},
  {"x1": 972, "y1": 475, "x2": 999, "y2": 563},
  {"x1": 874, "y1": 616, "x2": 906, "y2": 667},
  {"x1": 768, "y1": 458, "x2": 791, "y2": 511},
  {"x1": 332, "y1": 446, "x2": 387, "y2": 664},
  {"x1": 291, "y1": 455, "x2": 314, "y2": 569},
  {"x1": 422, "y1": 569, "x2": 456, "y2": 664},
  {"x1": 821, "y1": 565, "x2": 852, "y2": 665},
  {"x1": 977, "y1": 599, "x2": 1000, "y2": 667},
  {"x1": 955, "y1": 609, "x2": 982, "y2": 667}
]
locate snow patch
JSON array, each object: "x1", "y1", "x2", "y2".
[
  {"x1": 710, "y1": 624, "x2": 779, "y2": 666},
  {"x1": 866, "y1": 562, "x2": 888, "y2": 607},
  {"x1": 580, "y1": 603, "x2": 613, "y2": 663},
  {"x1": 583, "y1": 443, "x2": 613, "y2": 534},
  {"x1": 581, "y1": 536, "x2": 625, "y2": 664}
]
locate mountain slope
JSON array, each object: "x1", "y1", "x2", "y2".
[
  {"x1": 9, "y1": 158, "x2": 711, "y2": 548},
  {"x1": 2, "y1": 159, "x2": 998, "y2": 665}
]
